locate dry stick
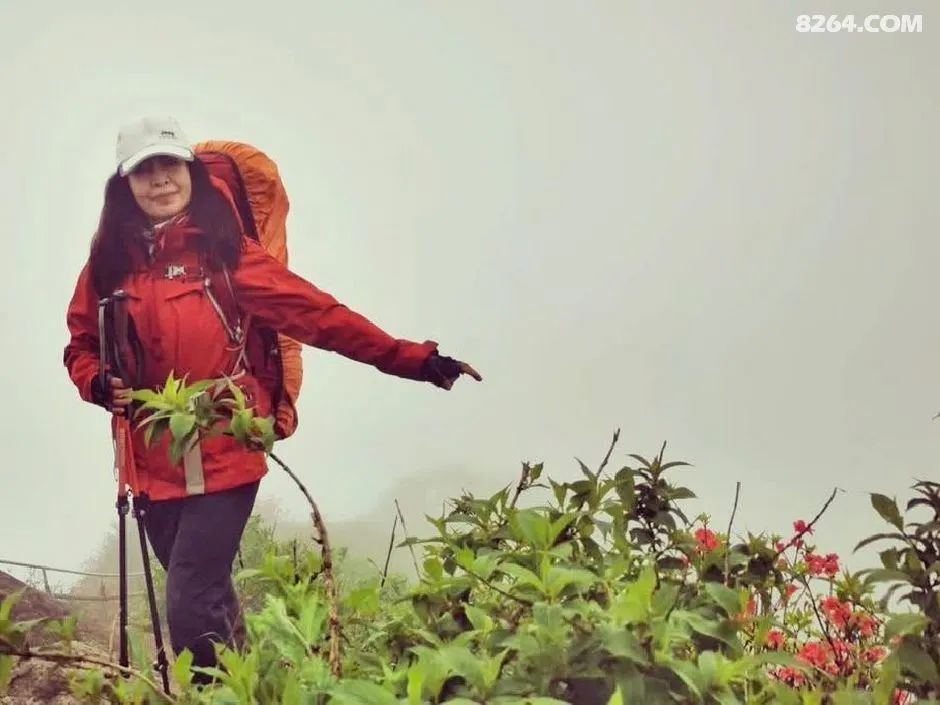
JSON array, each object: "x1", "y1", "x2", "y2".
[
  {"x1": 724, "y1": 482, "x2": 742, "y2": 586},
  {"x1": 508, "y1": 463, "x2": 530, "y2": 510},
  {"x1": 596, "y1": 428, "x2": 621, "y2": 477},
  {"x1": 380, "y1": 513, "x2": 399, "y2": 588},
  {"x1": 268, "y1": 451, "x2": 341, "y2": 679},
  {"x1": 0, "y1": 643, "x2": 174, "y2": 704},
  {"x1": 795, "y1": 572, "x2": 845, "y2": 671},
  {"x1": 462, "y1": 567, "x2": 533, "y2": 607},
  {"x1": 393, "y1": 499, "x2": 421, "y2": 580}
]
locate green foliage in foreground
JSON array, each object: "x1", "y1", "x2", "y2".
[{"x1": 2, "y1": 434, "x2": 938, "y2": 704}]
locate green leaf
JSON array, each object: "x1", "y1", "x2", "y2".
[
  {"x1": 172, "y1": 649, "x2": 194, "y2": 687},
  {"x1": 704, "y1": 583, "x2": 743, "y2": 616},
  {"x1": 500, "y1": 563, "x2": 544, "y2": 593},
  {"x1": 870, "y1": 493, "x2": 904, "y2": 530},
  {"x1": 544, "y1": 565, "x2": 597, "y2": 599},
  {"x1": 897, "y1": 639, "x2": 940, "y2": 683},
  {"x1": 873, "y1": 652, "x2": 900, "y2": 705},
  {"x1": 668, "y1": 660, "x2": 704, "y2": 698},
  {"x1": 576, "y1": 457, "x2": 595, "y2": 479},
  {"x1": 669, "y1": 486, "x2": 696, "y2": 500},
  {"x1": 424, "y1": 558, "x2": 443, "y2": 581},
  {"x1": 862, "y1": 568, "x2": 912, "y2": 585},
  {"x1": 465, "y1": 604, "x2": 494, "y2": 633},
  {"x1": 511, "y1": 509, "x2": 551, "y2": 549},
  {"x1": 169, "y1": 412, "x2": 196, "y2": 441},
  {"x1": 600, "y1": 626, "x2": 649, "y2": 665},
  {"x1": 606, "y1": 688, "x2": 624, "y2": 705},
  {"x1": 611, "y1": 564, "x2": 656, "y2": 624},
  {"x1": 330, "y1": 679, "x2": 401, "y2": 705},
  {"x1": 884, "y1": 613, "x2": 930, "y2": 640},
  {"x1": 853, "y1": 532, "x2": 908, "y2": 552},
  {"x1": 548, "y1": 513, "x2": 577, "y2": 546},
  {"x1": 550, "y1": 479, "x2": 568, "y2": 507},
  {"x1": 231, "y1": 408, "x2": 252, "y2": 441},
  {"x1": 0, "y1": 654, "x2": 14, "y2": 693}
]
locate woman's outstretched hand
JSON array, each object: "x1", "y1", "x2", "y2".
[{"x1": 422, "y1": 351, "x2": 483, "y2": 390}]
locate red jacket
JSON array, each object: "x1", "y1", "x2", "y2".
[{"x1": 64, "y1": 217, "x2": 438, "y2": 500}]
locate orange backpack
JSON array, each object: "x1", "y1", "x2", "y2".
[{"x1": 193, "y1": 140, "x2": 303, "y2": 439}]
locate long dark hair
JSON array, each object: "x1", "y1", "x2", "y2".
[{"x1": 88, "y1": 158, "x2": 243, "y2": 297}]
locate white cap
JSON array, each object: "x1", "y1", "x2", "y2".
[{"x1": 115, "y1": 116, "x2": 195, "y2": 176}]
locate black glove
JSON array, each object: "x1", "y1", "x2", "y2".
[
  {"x1": 422, "y1": 352, "x2": 465, "y2": 388},
  {"x1": 90, "y1": 374, "x2": 109, "y2": 408}
]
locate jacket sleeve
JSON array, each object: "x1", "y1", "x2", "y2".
[
  {"x1": 63, "y1": 263, "x2": 105, "y2": 405},
  {"x1": 230, "y1": 237, "x2": 439, "y2": 381}
]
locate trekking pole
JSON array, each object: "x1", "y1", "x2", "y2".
[
  {"x1": 131, "y1": 493, "x2": 171, "y2": 694},
  {"x1": 99, "y1": 291, "x2": 171, "y2": 695},
  {"x1": 99, "y1": 294, "x2": 131, "y2": 670}
]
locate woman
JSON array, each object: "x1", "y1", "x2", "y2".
[{"x1": 63, "y1": 116, "x2": 481, "y2": 676}]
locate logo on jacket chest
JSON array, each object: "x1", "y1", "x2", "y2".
[{"x1": 163, "y1": 264, "x2": 204, "y2": 282}]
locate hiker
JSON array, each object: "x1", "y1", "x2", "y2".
[{"x1": 62, "y1": 116, "x2": 481, "y2": 679}]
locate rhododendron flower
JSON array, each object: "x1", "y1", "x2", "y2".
[
  {"x1": 806, "y1": 552, "x2": 840, "y2": 577},
  {"x1": 821, "y1": 596, "x2": 852, "y2": 628},
  {"x1": 771, "y1": 666, "x2": 806, "y2": 687},
  {"x1": 863, "y1": 646, "x2": 887, "y2": 663},
  {"x1": 766, "y1": 629, "x2": 785, "y2": 649},
  {"x1": 793, "y1": 520, "x2": 813, "y2": 535},
  {"x1": 694, "y1": 527, "x2": 721, "y2": 553},
  {"x1": 797, "y1": 641, "x2": 830, "y2": 669}
]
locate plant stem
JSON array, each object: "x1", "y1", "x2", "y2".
[
  {"x1": 724, "y1": 482, "x2": 742, "y2": 586},
  {"x1": 380, "y1": 513, "x2": 398, "y2": 587},
  {"x1": 597, "y1": 428, "x2": 621, "y2": 477},
  {"x1": 268, "y1": 451, "x2": 342, "y2": 678},
  {"x1": 394, "y1": 499, "x2": 422, "y2": 580},
  {"x1": 0, "y1": 642, "x2": 175, "y2": 704},
  {"x1": 773, "y1": 486, "x2": 842, "y2": 562}
]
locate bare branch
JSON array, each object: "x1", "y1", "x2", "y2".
[
  {"x1": 380, "y1": 513, "x2": 398, "y2": 588},
  {"x1": 0, "y1": 642, "x2": 174, "y2": 703},
  {"x1": 773, "y1": 486, "x2": 842, "y2": 561},
  {"x1": 597, "y1": 428, "x2": 621, "y2": 476},
  {"x1": 268, "y1": 451, "x2": 342, "y2": 678},
  {"x1": 724, "y1": 482, "x2": 742, "y2": 585},
  {"x1": 394, "y1": 499, "x2": 422, "y2": 580}
]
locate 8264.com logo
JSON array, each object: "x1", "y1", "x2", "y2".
[{"x1": 796, "y1": 14, "x2": 923, "y2": 33}]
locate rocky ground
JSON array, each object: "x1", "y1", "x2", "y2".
[{"x1": 0, "y1": 570, "x2": 117, "y2": 705}]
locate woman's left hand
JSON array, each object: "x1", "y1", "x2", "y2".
[{"x1": 423, "y1": 352, "x2": 483, "y2": 390}]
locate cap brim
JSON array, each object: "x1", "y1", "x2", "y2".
[{"x1": 118, "y1": 144, "x2": 194, "y2": 176}]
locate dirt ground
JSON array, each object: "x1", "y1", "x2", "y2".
[{"x1": 0, "y1": 571, "x2": 118, "y2": 705}]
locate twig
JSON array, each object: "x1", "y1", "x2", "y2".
[
  {"x1": 464, "y1": 567, "x2": 534, "y2": 607},
  {"x1": 773, "y1": 487, "x2": 842, "y2": 561},
  {"x1": 724, "y1": 482, "x2": 742, "y2": 585},
  {"x1": 597, "y1": 428, "x2": 621, "y2": 476},
  {"x1": 0, "y1": 642, "x2": 174, "y2": 703},
  {"x1": 393, "y1": 499, "x2": 421, "y2": 579},
  {"x1": 268, "y1": 451, "x2": 342, "y2": 678},
  {"x1": 795, "y1": 572, "x2": 844, "y2": 670},
  {"x1": 509, "y1": 463, "x2": 530, "y2": 510},
  {"x1": 380, "y1": 513, "x2": 398, "y2": 588}
]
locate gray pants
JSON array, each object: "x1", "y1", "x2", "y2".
[{"x1": 142, "y1": 480, "x2": 259, "y2": 679}]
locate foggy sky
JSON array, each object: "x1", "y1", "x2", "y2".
[{"x1": 0, "y1": 1, "x2": 937, "y2": 587}]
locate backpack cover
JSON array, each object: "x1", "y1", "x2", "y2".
[{"x1": 193, "y1": 140, "x2": 303, "y2": 439}]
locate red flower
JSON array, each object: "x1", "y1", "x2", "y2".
[
  {"x1": 797, "y1": 641, "x2": 830, "y2": 669},
  {"x1": 793, "y1": 520, "x2": 813, "y2": 535},
  {"x1": 694, "y1": 527, "x2": 722, "y2": 553},
  {"x1": 783, "y1": 583, "x2": 799, "y2": 602},
  {"x1": 771, "y1": 666, "x2": 806, "y2": 686},
  {"x1": 863, "y1": 646, "x2": 887, "y2": 663},
  {"x1": 766, "y1": 629, "x2": 785, "y2": 649},
  {"x1": 821, "y1": 596, "x2": 852, "y2": 628},
  {"x1": 806, "y1": 552, "x2": 840, "y2": 577}
]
